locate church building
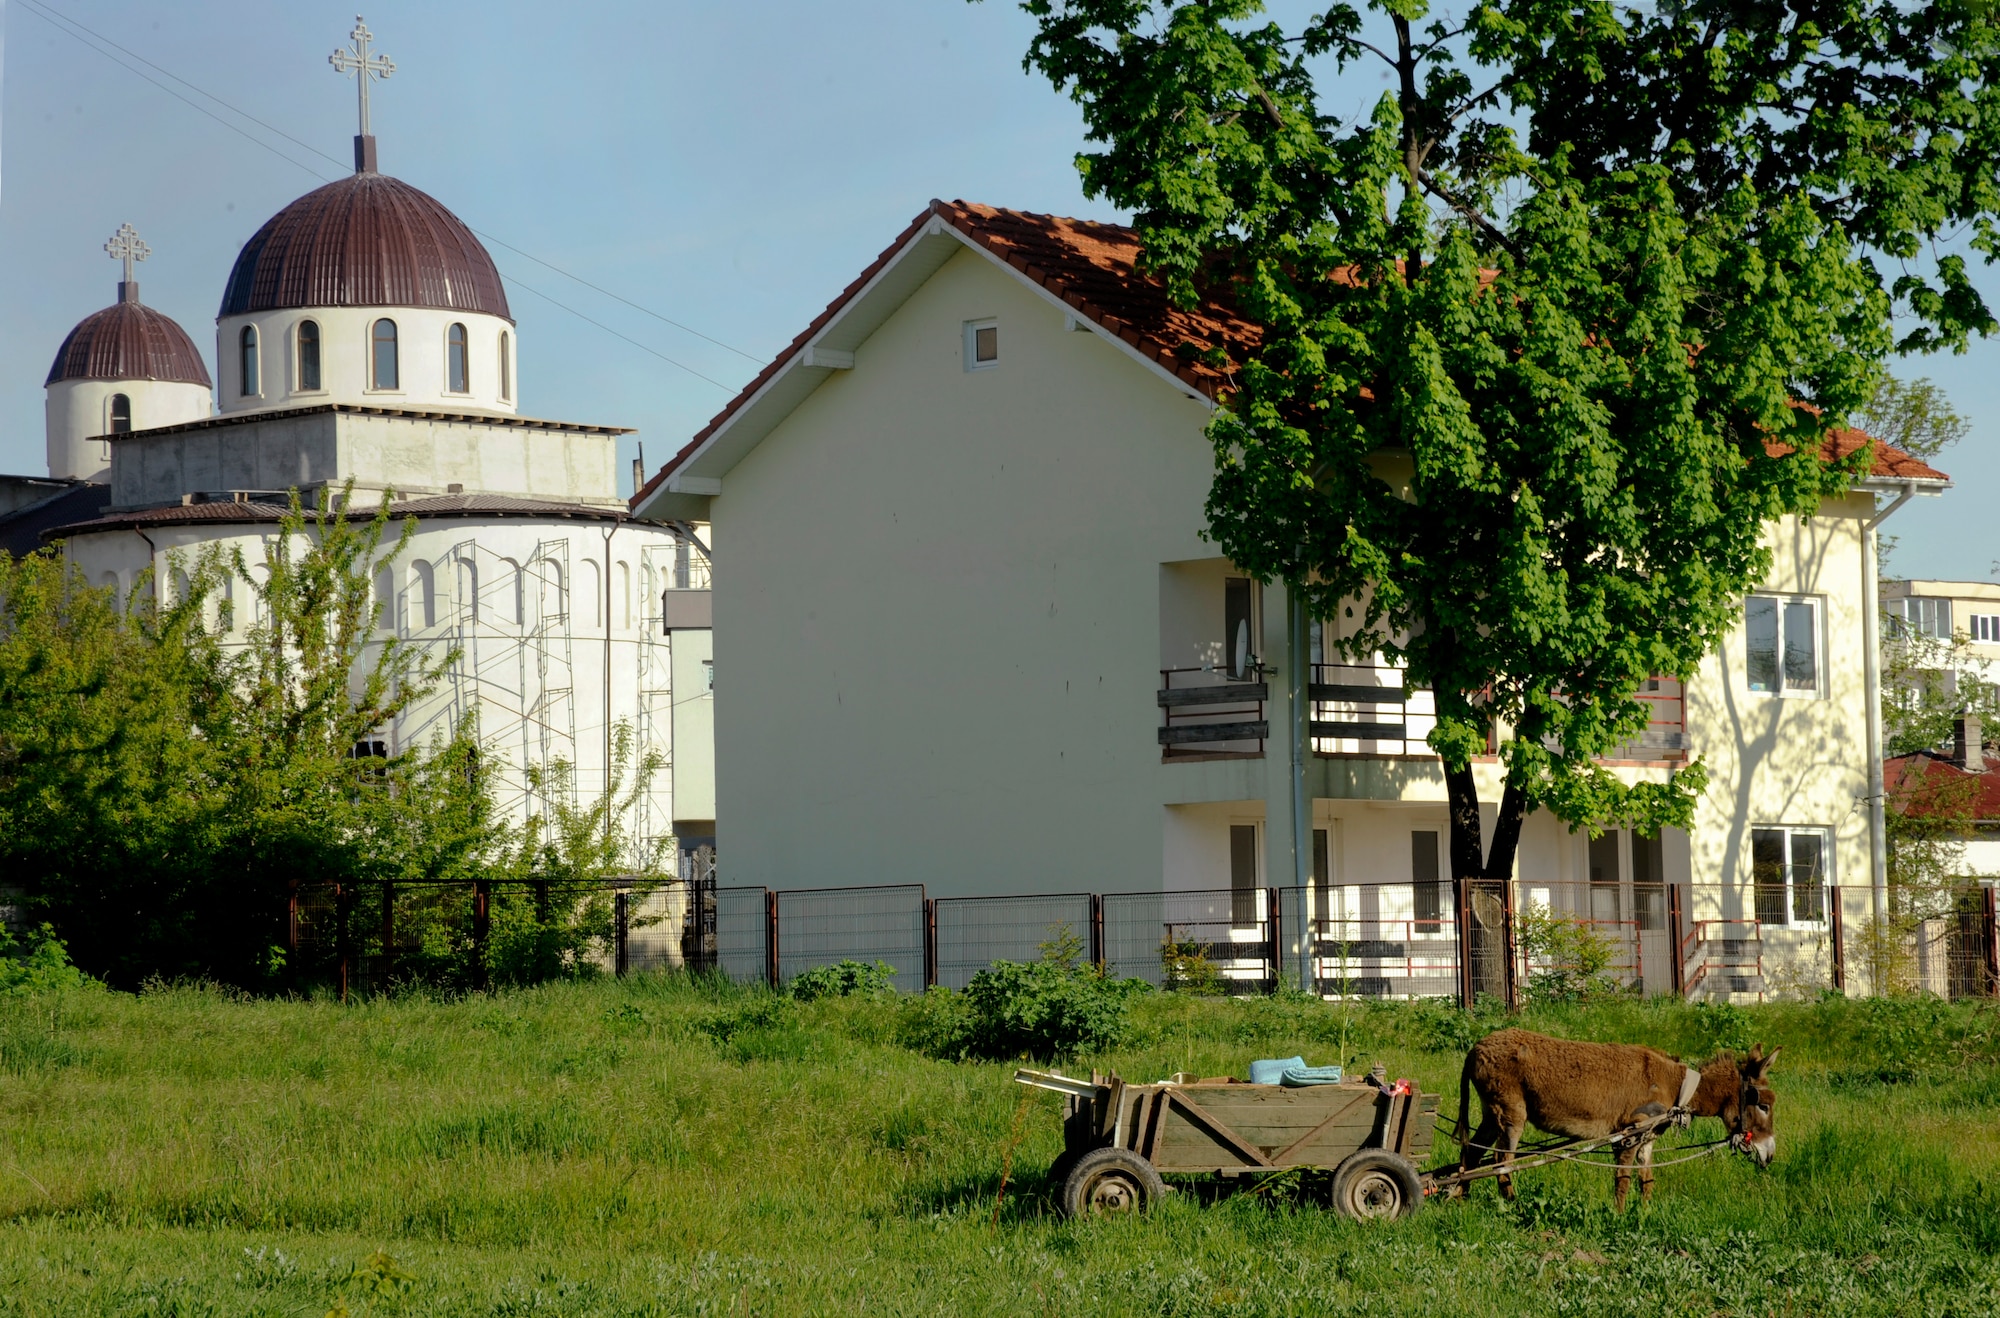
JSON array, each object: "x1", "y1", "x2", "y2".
[{"x1": 1, "y1": 21, "x2": 714, "y2": 890}]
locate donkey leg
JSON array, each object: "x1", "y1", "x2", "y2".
[
  {"x1": 1497, "y1": 1121, "x2": 1525, "y2": 1202},
  {"x1": 1638, "y1": 1139, "x2": 1657, "y2": 1204},
  {"x1": 1613, "y1": 1142, "x2": 1637, "y2": 1212}
]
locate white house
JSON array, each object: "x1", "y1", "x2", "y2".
[{"x1": 633, "y1": 200, "x2": 1950, "y2": 998}]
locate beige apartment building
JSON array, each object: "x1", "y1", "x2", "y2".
[{"x1": 633, "y1": 201, "x2": 1951, "y2": 999}]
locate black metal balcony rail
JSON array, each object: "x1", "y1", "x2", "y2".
[{"x1": 1157, "y1": 666, "x2": 1267, "y2": 757}]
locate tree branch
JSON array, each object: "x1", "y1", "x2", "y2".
[{"x1": 1418, "y1": 167, "x2": 1522, "y2": 258}]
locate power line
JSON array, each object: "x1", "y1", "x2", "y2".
[
  {"x1": 503, "y1": 275, "x2": 736, "y2": 391},
  {"x1": 18, "y1": 0, "x2": 760, "y2": 377}
]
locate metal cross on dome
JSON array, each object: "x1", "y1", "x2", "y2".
[
  {"x1": 105, "y1": 223, "x2": 150, "y2": 284},
  {"x1": 329, "y1": 15, "x2": 395, "y2": 138}
]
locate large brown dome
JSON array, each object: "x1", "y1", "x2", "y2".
[
  {"x1": 220, "y1": 173, "x2": 511, "y2": 320},
  {"x1": 46, "y1": 299, "x2": 212, "y2": 387}
]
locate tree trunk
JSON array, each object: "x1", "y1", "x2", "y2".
[{"x1": 1446, "y1": 760, "x2": 1526, "y2": 1007}]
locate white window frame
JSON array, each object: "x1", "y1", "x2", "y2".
[
  {"x1": 1970, "y1": 613, "x2": 2000, "y2": 643},
  {"x1": 963, "y1": 318, "x2": 999, "y2": 372},
  {"x1": 1749, "y1": 825, "x2": 1832, "y2": 930},
  {"x1": 1744, "y1": 593, "x2": 1823, "y2": 698}
]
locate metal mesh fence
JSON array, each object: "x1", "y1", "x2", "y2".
[
  {"x1": 266, "y1": 873, "x2": 2000, "y2": 1003},
  {"x1": 1103, "y1": 887, "x2": 1275, "y2": 989},
  {"x1": 713, "y1": 885, "x2": 769, "y2": 985},
  {"x1": 930, "y1": 893, "x2": 1094, "y2": 989},
  {"x1": 774, "y1": 884, "x2": 927, "y2": 989}
]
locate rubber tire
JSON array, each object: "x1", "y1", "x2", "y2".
[
  {"x1": 1329, "y1": 1150, "x2": 1423, "y2": 1222},
  {"x1": 1061, "y1": 1147, "x2": 1167, "y2": 1219}
]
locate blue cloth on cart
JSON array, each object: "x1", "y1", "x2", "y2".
[
  {"x1": 1248, "y1": 1057, "x2": 1345, "y2": 1086},
  {"x1": 1247, "y1": 1057, "x2": 1303, "y2": 1085},
  {"x1": 1279, "y1": 1063, "x2": 1344, "y2": 1087}
]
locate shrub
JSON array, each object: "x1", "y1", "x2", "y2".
[
  {"x1": 789, "y1": 959, "x2": 896, "y2": 1001},
  {"x1": 1160, "y1": 928, "x2": 1223, "y2": 995},
  {"x1": 0, "y1": 926, "x2": 100, "y2": 996},
  {"x1": 955, "y1": 958, "x2": 1148, "y2": 1061},
  {"x1": 1515, "y1": 902, "x2": 1623, "y2": 1004}
]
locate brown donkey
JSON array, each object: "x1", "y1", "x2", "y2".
[{"x1": 1454, "y1": 1028, "x2": 1781, "y2": 1209}]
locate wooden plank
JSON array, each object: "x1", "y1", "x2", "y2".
[
  {"x1": 1268, "y1": 1089, "x2": 1378, "y2": 1165},
  {"x1": 1157, "y1": 682, "x2": 1268, "y2": 708},
  {"x1": 1309, "y1": 683, "x2": 1408, "y2": 704},
  {"x1": 1159, "y1": 721, "x2": 1269, "y2": 746},
  {"x1": 1310, "y1": 720, "x2": 1406, "y2": 740},
  {"x1": 1161, "y1": 1091, "x2": 1275, "y2": 1170}
]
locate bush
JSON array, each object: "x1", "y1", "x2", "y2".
[
  {"x1": 789, "y1": 959, "x2": 896, "y2": 1001},
  {"x1": 956, "y1": 958, "x2": 1148, "y2": 1061},
  {"x1": 0, "y1": 926, "x2": 100, "y2": 996},
  {"x1": 1515, "y1": 902, "x2": 1623, "y2": 1004}
]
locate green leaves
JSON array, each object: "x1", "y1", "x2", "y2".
[{"x1": 1001, "y1": 1, "x2": 1990, "y2": 870}]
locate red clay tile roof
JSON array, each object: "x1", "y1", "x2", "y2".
[
  {"x1": 1885, "y1": 752, "x2": 2000, "y2": 822},
  {"x1": 633, "y1": 200, "x2": 1949, "y2": 506}
]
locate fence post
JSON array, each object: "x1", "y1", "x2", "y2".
[
  {"x1": 923, "y1": 898, "x2": 937, "y2": 990},
  {"x1": 1985, "y1": 886, "x2": 1999, "y2": 998},
  {"x1": 765, "y1": 888, "x2": 780, "y2": 988},
  {"x1": 335, "y1": 883, "x2": 352, "y2": 1004},
  {"x1": 380, "y1": 882, "x2": 396, "y2": 988},
  {"x1": 1828, "y1": 884, "x2": 1846, "y2": 995},
  {"x1": 1667, "y1": 882, "x2": 1687, "y2": 999},
  {"x1": 1500, "y1": 879, "x2": 1520, "y2": 1011},
  {"x1": 286, "y1": 882, "x2": 301, "y2": 960},
  {"x1": 614, "y1": 889, "x2": 630, "y2": 977},
  {"x1": 1089, "y1": 893, "x2": 1105, "y2": 971},
  {"x1": 1455, "y1": 879, "x2": 1474, "y2": 1009},
  {"x1": 472, "y1": 880, "x2": 490, "y2": 991},
  {"x1": 1265, "y1": 886, "x2": 1281, "y2": 993}
]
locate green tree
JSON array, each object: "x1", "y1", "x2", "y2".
[{"x1": 1000, "y1": 1, "x2": 2000, "y2": 920}]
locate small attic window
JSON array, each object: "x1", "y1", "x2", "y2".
[{"x1": 964, "y1": 319, "x2": 999, "y2": 371}]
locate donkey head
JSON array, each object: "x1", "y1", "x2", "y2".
[{"x1": 1725, "y1": 1044, "x2": 1782, "y2": 1165}]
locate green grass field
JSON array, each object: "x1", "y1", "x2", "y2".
[{"x1": 2, "y1": 978, "x2": 1998, "y2": 1316}]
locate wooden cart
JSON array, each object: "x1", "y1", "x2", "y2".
[{"x1": 1016, "y1": 1068, "x2": 1438, "y2": 1220}]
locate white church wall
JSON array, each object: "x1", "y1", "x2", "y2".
[
  {"x1": 107, "y1": 411, "x2": 623, "y2": 510},
  {"x1": 45, "y1": 377, "x2": 213, "y2": 482},
  {"x1": 56, "y1": 515, "x2": 694, "y2": 864},
  {"x1": 217, "y1": 307, "x2": 519, "y2": 417}
]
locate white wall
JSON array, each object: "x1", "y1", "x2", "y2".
[
  {"x1": 59, "y1": 515, "x2": 699, "y2": 857},
  {"x1": 45, "y1": 377, "x2": 212, "y2": 480},
  {"x1": 711, "y1": 245, "x2": 1217, "y2": 895},
  {"x1": 216, "y1": 307, "x2": 518, "y2": 416}
]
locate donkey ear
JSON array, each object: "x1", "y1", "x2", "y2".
[{"x1": 1757, "y1": 1045, "x2": 1782, "y2": 1073}]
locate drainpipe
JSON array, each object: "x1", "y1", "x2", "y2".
[
  {"x1": 1288, "y1": 586, "x2": 1312, "y2": 991},
  {"x1": 601, "y1": 515, "x2": 624, "y2": 845},
  {"x1": 1862, "y1": 482, "x2": 1921, "y2": 938}
]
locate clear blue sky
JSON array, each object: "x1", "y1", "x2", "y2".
[{"x1": 2, "y1": 0, "x2": 1992, "y2": 581}]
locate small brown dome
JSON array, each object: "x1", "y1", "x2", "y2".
[
  {"x1": 220, "y1": 173, "x2": 511, "y2": 319},
  {"x1": 46, "y1": 299, "x2": 212, "y2": 388}
]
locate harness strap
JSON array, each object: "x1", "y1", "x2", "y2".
[{"x1": 1672, "y1": 1063, "x2": 1701, "y2": 1128}]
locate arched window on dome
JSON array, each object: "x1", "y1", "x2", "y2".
[
  {"x1": 499, "y1": 558, "x2": 522, "y2": 626},
  {"x1": 297, "y1": 320, "x2": 322, "y2": 391},
  {"x1": 499, "y1": 331, "x2": 512, "y2": 402},
  {"x1": 375, "y1": 565, "x2": 396, "y2": 632},
  {"x1": 109, "y1": 394, "x2": 132, "y2": 434},
  {"x1": 371, "y1": 319, "x2": 399, "y2": 390},
  {"x1": 239, "y1": 326, "x2": 260, "y2": 396},
  {"x1": 447, "y1": 323, "x2": 470, "y2": 394}
]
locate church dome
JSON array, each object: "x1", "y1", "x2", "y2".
[
  {"x1": 45, "y1": 299, "x2": 212, "y2": 388},
  {"x1": 219, "y1": 172, "x2": 511, "y2": 320}
]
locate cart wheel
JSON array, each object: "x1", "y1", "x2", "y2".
[
  {"x1": 1329, "y1": 1150, "x2": 1423, "y2": 1222},
  {"x1": 1061, "y1": 1147, "x2": 1166, "y2": 1219}
]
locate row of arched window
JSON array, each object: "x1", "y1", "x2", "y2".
[
  {"x1": 367, "y1": 556, "x2": 649, "y2": 634},
  {"x1": 236, "y1": 320, "x2": 512, "y2": 401}
]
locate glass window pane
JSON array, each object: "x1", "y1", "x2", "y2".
[
  {"x1": 109, "y1": 394, "x2": 132, "y2": 434},
  {"x1": 974, "y1": 325, "x2": 998, "y2": 362},
  {"x1": 1782, "y1": 601, "x2": 1817, "y2": 690},
  {"x1": 1746, "y1": 597, "x2": 1778, "y2": 691},
  {"x1": 298, "y1": 321, "x2": 321, "y2": 391},
  {"x1": 372, "y1": 319, "x2": 398, "y2": 390},
  {"x1": 1412, "y1": 830, "x2": 1442, "y2": 930},
  {"x1": 1230, "y1": 824, "x2": 1258, "y2": 928},
  {"x1": 1752, "y1": 829, "x2": 1786, "y2": 925},
  {"x1": 448, "y1": 323, "x2": 468, "y2": 393},
  {"x1": 1790, "y1": 833, "x2": 1825, "y2": 923},
  {"x1": 240, "y1": 327, "x2": 258, "y2": 396}
]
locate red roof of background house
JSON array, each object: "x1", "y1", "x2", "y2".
[
  {"x1": 634, "y1": 200, "x2": 1949, "y2": 506},
  {"x1": 1885, "y1": 752, "x2": 2000, "y2": 822}
]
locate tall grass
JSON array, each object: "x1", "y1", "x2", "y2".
[{"x1": 1, "y1": 980, "x2": 1997, "y2": 1315}]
